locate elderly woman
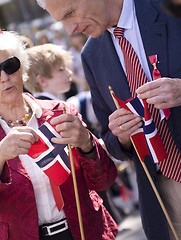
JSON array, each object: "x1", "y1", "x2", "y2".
[{"x1": 0, "y1": 31, "x2": 118, "y2": 240}]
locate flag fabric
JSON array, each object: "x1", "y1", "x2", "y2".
[
  {"x1": 49, "y1": 179, "x2": 64, "y2": 211},
  {"x1": 112, "y1": 93, "x2": 167, "y2": 163},
  {"x1": 28, "y1": 115, "x2": 80, "y2": 186}
]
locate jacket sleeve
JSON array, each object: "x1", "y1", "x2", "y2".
[
  {"x1": 66, "y1": 101, "x2": 118, "y2": 191},
  {"x1": 81, "y1": 48, "x2": 136, "y2": 162},
  {"x1": 75, "y1": 134, "x2": 117, "y2": 192}
]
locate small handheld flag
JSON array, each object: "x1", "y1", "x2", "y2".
[
  {"x1": 109, "y1": 87, "x2": 167, "y2": 163},
  {"x1": 28, "y1": 114, "x2": 72, "y2": 186},
  {"x1": 109, "y1": 86, "x2": 179, "y2": 240}
]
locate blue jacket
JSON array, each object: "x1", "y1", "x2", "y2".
[{"x1": 81, "y1": 0, "x2": 181, "y2": 239}]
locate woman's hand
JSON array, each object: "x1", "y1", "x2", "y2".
[
  {"x1": 50, "y1": 114, "x2": 93, "y2": 153},
  {"x1": 0, "y1": 126, "x2": 38, "y2": 162},
  {"x1": 108, "y1": 108, "x2": 142, "y2": 151}
]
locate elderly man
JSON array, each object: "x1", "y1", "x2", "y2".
[{"x1": 36, "y1": 0, "x2": 181, "y2": 239}]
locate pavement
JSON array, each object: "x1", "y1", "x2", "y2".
[{"x1": 116, "y1": 209, "x2": 147, "y2": 240}]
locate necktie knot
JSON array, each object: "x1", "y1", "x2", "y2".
[{"x1": 113, "y1": 27, "x2": 124, "y2": 39}]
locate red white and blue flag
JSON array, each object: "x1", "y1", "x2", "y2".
[
  {"x1": 27, "y1": 114, "x2": 80, "y2": 211},
  {"x1": 112, "y1": 93, "x2": 167, "y2": 163},
  {"x1": 28, "y1": 115, "x2": 79, "y2": 186}
]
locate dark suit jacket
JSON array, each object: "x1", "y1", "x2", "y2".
[
  {"x1": 0, "y1": 94, "x2": 118, "y2": 240},
  {"x1": 81, "y1": 0, "x2": 181, "y2": 239}
]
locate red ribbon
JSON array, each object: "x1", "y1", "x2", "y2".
[{"x1": 149, "y1": 55, "x2": 170, "y2": 120}]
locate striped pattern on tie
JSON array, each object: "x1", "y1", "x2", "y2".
[{"x1": 114, "y1": 27, "x2": 181, "y2": 182}]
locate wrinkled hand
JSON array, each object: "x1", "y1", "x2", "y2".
[
  {"x1": 136, "y1": 78, "x2": 181, "y2": 109},
  {"x1": 50, "y1": 113, "x2": 92, "y2": 153},
  {"x1": 0, "y1": 126, "x2": 38, "y2": 162},
  {"x1": 108, "y1": 108, "x2": 142, "y2": 150}
]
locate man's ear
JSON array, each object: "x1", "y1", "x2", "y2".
[{"x1": 36, "y1": 75, "x2": 48, "y2": 89}]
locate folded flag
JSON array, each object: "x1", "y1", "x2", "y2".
[
  {"x1": 149, "y1": 54, "x2": 170, "y2": 120},
  {"x1": 112, "y1": 93, "x2": 167, "y2": 163}
]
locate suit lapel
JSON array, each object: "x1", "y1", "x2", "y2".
[
  {"x1": 97, "y1": 0, "x2": 169, "y2": 104},
  {"x1": 98, "y1": 31, "x2": 132, "y2": 103}
]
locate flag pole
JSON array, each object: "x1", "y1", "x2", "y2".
[
  {"x1": 63, "y1": 107, "x2": 85, "y2": 240},
  {"x1": 109, "y1": 86, "x2": 179, "y2": 240}
]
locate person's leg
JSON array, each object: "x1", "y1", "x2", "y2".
[{"x1": 157, "y1": 174, "x2": 181, "y2": 240}]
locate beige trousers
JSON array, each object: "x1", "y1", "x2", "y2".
[{"x1": 157, "y1": 174, "x2": 181, "y2": 240}]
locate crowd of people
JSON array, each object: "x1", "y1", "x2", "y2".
[{"x1": 0, "y1": 0, "x2": 180, "y2": 239}]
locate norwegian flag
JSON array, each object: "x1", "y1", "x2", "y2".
[
  {"x1": 112, "y1": 93, "x2": 167, "y2": 163},
  {"x1": 28, "y1": 114, "x2": 80, "y2": 186}
]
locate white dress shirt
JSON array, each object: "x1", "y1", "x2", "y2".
[{"x1": 108, "y1": 0, "x2": 152, "y2": 82}]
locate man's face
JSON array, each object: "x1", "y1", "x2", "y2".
[{"x1": 45, "y1": 0, "x2": 113, "y2": 38}]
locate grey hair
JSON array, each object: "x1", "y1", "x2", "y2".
[
  {"x1": 36, "y1": 0, "x2": 46, "y2": 9},
  {"x1": 0, "y1": 31, "x2": 30, "y2": 82}
]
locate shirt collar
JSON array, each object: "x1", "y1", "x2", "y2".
[
  {"x1": 108, "y1": 0, "x2": 134, "y2": 36},
  {"x1": 23, "y1": 93, "x2": 42, "y2": 119},
  {"x1": 33, "y1": 92, "x2": 59, "y2": 100}
]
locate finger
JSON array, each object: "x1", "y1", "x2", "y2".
[
  {"x1": 51, "y1": 137, "x2": 69, "y2": 145},
  {"x1": 50, "y1": 114, "x2": 74, "y2": 125},
  {"x1": 136, "y1": 79, "x2": 161, "y2": 94},
  {"x1": 18, "y1": 132, "x2": 38, "y2": 144},
  {"x1": 113, "y1": 108, "x2": 132, "y2": 117},
  {"x1": 17, "y1": 147, "x2": 30, "y2": 155},
  {"x1": 13, "y1": 127, "x2": 39, "y2": 142},
  {"x1": 109, "y1": 109, "x2": 133, "y2": 124},
  {"x1": 119, "y1": 116, "x2": 142, "y2": 131},
  {"x1": 18, "y1": 139, "x2": 32, "y2": 149},
  {"x1": 125, "y1": 121, "x2": 143, "y2": 136},
  {"x1": 109, "y1": 112, "x2": 141, "y2": 132},
  {"x1": 122, "y1": 120, "x2": 142, "y2": 132},
  {"x1": 55, "y1": 121, "x2": 74, "y2": 133}
]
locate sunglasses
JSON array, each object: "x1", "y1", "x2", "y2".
[{"x1": 0, "y1": 56, "x2": 21, "y2": 75}]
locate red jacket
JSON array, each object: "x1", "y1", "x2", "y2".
[{"x1": 0, "y1": 95, "x2": 118, "y2": 240}]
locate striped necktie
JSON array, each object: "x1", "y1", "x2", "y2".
[{"x1": 114, "y1": 27, "x2": 181, "y2": 182}]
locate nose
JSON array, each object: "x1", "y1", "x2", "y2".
[
  {"x1": 0, "y1": 70, "x2": 9, "y2": 82},
  {"x1": 64, "y1": 22, "x2": 78, "y2": 36},
  {"x1": 66, "y1": 68, "x2": 73, "y2": 78}
]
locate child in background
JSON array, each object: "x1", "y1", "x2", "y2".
[{"x1": 24, "y1": 43, "x2": 73, "y2": 100}]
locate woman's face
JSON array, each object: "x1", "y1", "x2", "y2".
[{"x1": 0, "y1": 50, "x2": 23, "y2": 106}]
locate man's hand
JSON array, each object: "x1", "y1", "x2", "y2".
[
  {"x1": 108, "y1": 108, "x2": 142, "y2": 150},
  {"x1": 136, "y1": 77, "x2": 181, "y2": 109}
]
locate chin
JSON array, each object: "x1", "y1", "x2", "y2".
[{"x1": 90, "y1": 29, "x2": 105, "y2": 38}]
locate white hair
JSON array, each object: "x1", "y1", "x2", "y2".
[
  {"x1": 0, "y1": 31, "x2": 30, "y2": 82},
  {"x1": 36, "y1": 0, "x2": 46, "y2": 9}
]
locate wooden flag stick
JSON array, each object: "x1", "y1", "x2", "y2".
[
  {"x1": 63, "y1": 107, "x2": 85, "y2": 240},
  {"x1": 109, "y1": 86, "x2": 179, "y2": 240},
  {"x1": 130, "y1": 139, "x2": 178, "y2": 240}
]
